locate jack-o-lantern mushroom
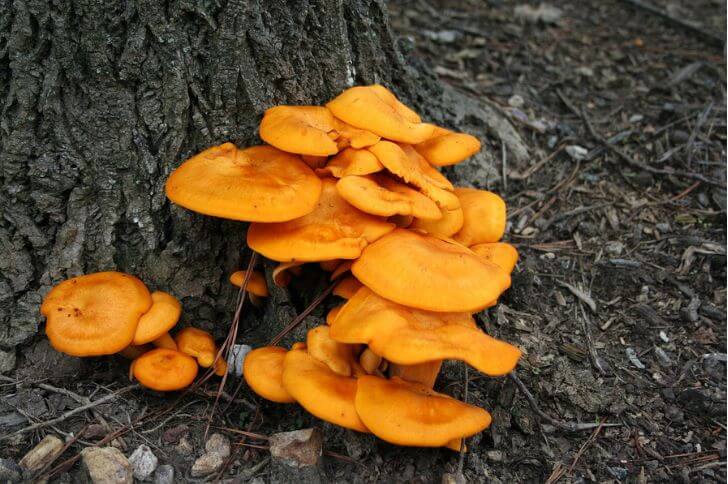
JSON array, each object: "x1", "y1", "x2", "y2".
[
  {"x1": 247, "y1": 178, "x2": 395, "y2": 262},
  {"x1": 243, "y1": 346, "x2": 295, "y2": 403},
  {"x1": 165, "y1": 143, "x2": 322, "y2": 222},
  {"x1": 131, "y1": 348, "x2": 199, "y2": 392},
  {"x1": 175, "y1": 327, "x2": 227, "y2": 376},
  {"x1": 317, "y1": 148, "x2": 384, "y2": 178},
  {"x1": 414, "y1": 126, "x2": 481, "y2": 167},
  {"x1": 41, "y1": 272, "x2": 153, "y2": 357},
  {"x1": 452, "y1": 188, "x2": 507, "y2": 246},
  {"x1": 470, "y1": 242, "x2": 519, "y2": 274},
  {"x1": 230, "y1": 270, "x2": 269, "y2": 306},
  {"x1": 132, "y1": 291, "x2": 182, "y2": 350}
]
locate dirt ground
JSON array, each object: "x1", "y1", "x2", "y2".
[{"x1": 1, "y1": 0, "x2": 726, "y2": 482}]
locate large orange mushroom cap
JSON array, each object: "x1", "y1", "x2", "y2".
[
  {"x1": 414, "y1": 127, "x2": 481, "y2": 167},
  {"x1": 331, "y1": 287, "x2": 521, "y2": 376},
  {"x1": 326, "y1": 85, "x2": 435, "y2": 144},
  {"x1": 470, "y1": 242, "x2": 519, "y2": 273},
  {"x1": 355, "y1": 376, "x2": 491, "y2": 447},
  {"x1": 131, "y1": 348, "x2": 199, "y2": 391},
  {"x1": 306, "y1": 325, "x2": 357, "y2": 377},
  {"x1": 243, "y1": 346, "x2": 295, "y2": 403},
  {"x1": 175, "y1": 327, "x2": 218, "y2": 368},
  {"x1": 282, "y1": 348, "x2": 368, "y2": 432},
  {"x1": 165, "y1": 143, "x2": 322, "y2": 222},
  {"x1": 41, "y1": 272, "x2": 152, "y2": 357},
  {"x1": 452, "y1": 188, "x2": 507, "y2": 246},
  {"x1": 333, "y1": 275, "x2": 364, "y2": 300},
  {"x1": 316, "y1": 148, "x2": 384, "y2": 178},
  {"x1": 259, "y1": 106, "x2": 339, "y2": 156},
  {"x1": 247, "y1": 178, "x2": 395, "y2": 262},
  {"x1": 336, "y1": 174, "x2": 442, "y2": 220},
  {"x1": 352, "y1": 229, "x2": 510, "y2": 312},
  {"x1": 332, "y1": 120, "x2": 381, "y2": 150},
  {"x1": 133, "y1": 291, "x2": 182, "y2": 346}
]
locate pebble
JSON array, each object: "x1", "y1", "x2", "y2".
[
  {"x1": 154, "y1": 464, "x2": 174, "y2": 484},
  {"x1": 190, "y1": 433, "x2": 232, "y2": 477},
  {"x1": 162, "y1": 424, "x2": 188, "y2": 444},
  {"x1": 19, "y1": 434, "x2": 64, "y2": 472},
  {"x1": 486, "y1": 450, "x2": 505, "y2": 462},
  {"x1": 174, "y1": 437, "x2": 194, "y2": 456},
  {"x1": 508, "y1": 94, "x2": 524, "y2": 108},
  {"x1": 81, "y1": 447, "x2": 133, "y2": 484},
  {"x1": 205, "y1": 433, "x2": 231, "y2": 459},
  {"x1": 128, "y1": 444, "x2": 158, "y2": 481},
  {"x1": 565, "y1": 145, "x2": 588, "y2": 161},
  {"x1": 269, "y1": 428, "x2": 323, "y2": 468},
  {"x1": 442, "y1": 472, "x2": 466, "y2": 484},
  {"x1": 626, "y1": 347, "x2": 646, "y2": 369}
]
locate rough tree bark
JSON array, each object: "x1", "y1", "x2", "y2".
[{"x1": 0, "y1": 0, "x2": 527, "y2": 371}]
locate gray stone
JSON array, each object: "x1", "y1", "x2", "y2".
[
  {"x1": 514, "y1": 3, "x2": 563, "y2": 24},
  {"x1": 486, "y1": 450, "x2": 505, "y2": 462},
  {"x1": 442, "y1": 472, "x2": 466, "y2": 484},
  {"x1": 128, "y1": 444, "x2": 158, "y2": 481},
  {"x1": 269, "y1": 428, "x2": 323, "y2": 468},
  {"x1": 18, "y1": 434, "x2": 64, "y2": 472},
  {"x1": 205, "y1": 433, "x2": 231, "y2": 459},
  {"x1": 81, "y1": 447, "x2": 133, "y2": 484},
  {"x1": 191, "y1": 452, "x2": 224, "y2": 478},
  {"x1": 174, "y1": 437, "x2": 193, "y2": 456},
  {"x1": 0, "y1": 458, "x2": 22, "y2": 482},
  {"x1": 153, "y1": 464, "x2": 174, "y2": 484},
  {"x1": 0, "y1": 348, "x2": 16, "y2": 373}
]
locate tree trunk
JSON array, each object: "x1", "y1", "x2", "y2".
[{"x1": 0, "y1": 0, "x2": 527, "y2": 368}]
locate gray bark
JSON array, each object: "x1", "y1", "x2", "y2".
[{"x1": 0, "y1": 0, "x2": 527, "y2": 364}]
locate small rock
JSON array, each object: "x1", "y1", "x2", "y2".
[
  {"x1": 191, "y1": 453, "x2": 224, "y2": 478},
  {"x1": 566, "y1": 145, "x2": 588, "y2": 161},
  {"x1": 0, "y1": 458, "x2": 22, "y2": 482},
  {"x1": 0, "y1": 348, "x2": 16, "y2": 373},
  {"x1": 19, "y1": 434, "x2": 64, "y2": 472},
  {"x1": 229, "y1": 344, "x2": 252, "y2": 377},
  {"x1": 514, "y1": 3, "x2": 563, "y2": 24},
  {"x1": 654, "y1": 347, "x2": 672, "y2": 367},
  {"x1": 422, "y1": 30, "x2": 460, "y2": 44},
  {"x1": 84, "y1": 424, "x2": 109, "y2": 440},
  {"x1": 174, "y1": 437, "x2": 194, "y2": 456},
  {"x1": 81, "y1": 447, "x2": 132, "y2": 484},
  {"x1": 626, "y1": 347, "x2": 646, "y2": 369},
  {"x1": 508, "y1": 94, "x2": 524, "y2": 108},
  {"x1": 575, "y1": 66, "x2": 594, "y2": 77},
  {"x1": 269, "y1": 428, "x2": 323, "y2": 468},
  {"x1": 605, "y1": 241, "x2": 624, "y2": 256},
  {"x1": 486, "y1": 450, "x2": 505, "y2": 462},
  {"x1": 629, "y1": 114, "x2": 644, "y2": 124},
  {"x1": 442, "y1": 472, "x2": 466, "y2": 484},
  {"x1": 154, "y1": 464, "x2": 174, "y2": 484},
  {"x1": 128, "y1": 444, "x2": 158, "y2": 481},
  {"x1": 205, "y1": 433, "x2": 231, "y2": 459}
]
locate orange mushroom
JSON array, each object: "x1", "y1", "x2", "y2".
[
  {"x1": 332, "y1": 120, "x2": 381, "y2": 150},
  {"x1": 175, "y1": 327, "x2": 218, "y2": 368},
  {"x1": 330, "y1": 260, "x2": 354, "y2": 281},
  {"x1": 151, "y1": 333, "x2": 178, "y2": 351},
  {"x1": 336, "y1": 174, "x2": 442, "y2": 220},
  {"x1": 316, "y1": 148, "x2": 384, "y2": 178},
  {"x1": 470, "y1": 242, "x2": 519, "y2": 273},
  {"x1": 306, "y1": 326, "x2": 357, "y2": 377},
  {"x1": 272, "y1": 262, "x2": 305, "y2": 288},
  {"x1": 409, "y1": 205, "x2": 464, "y2": 237},
  {"x1": 259, "y1": 106, "x2": 339, "y2": 156},
  {"x1": 165, "y1": 143, "x2": 322, "y2": 222},
  {"x1": 319, "y1": 260, "x2": 341, "y2": 272},
  {"x1": 243, "y1": 346, "x2": 295, "y2": 403},
  {"x1": 326, "y1": 305, "x2": 343, "y2": 325},
  {"x1": 389, "y1": 361, "x2": 443, "y2": 389},
  {"x1": 118, "y1": 344, "x2": 153, "y2": 360},
  {"x1": 331, "y1": 286, "x2": 521, "y2": 376},
  {"x1": 133, "y1": 291, "x2": 182, "y2": 346},
  {"x1": 327, "y1": 85, "x2": 435, "y2": 144},
  {"x1": 229, "y1": 270, "x2": 269, "y2": 305},
  {"x1": 282, "y1": 348, "x2": 368, "y2": 432},
  {"x1": 359, "y1": 348, "x2": 383, "y2": 375},
  {"x1": 333, "y1": 276, "x2": 363, "y2": 300},
  {"x1": 352, "y1": 229, "x2": 510, "y2": 312},
  {"x1": 131, "y1": 348, "x2": 198, "y2": 391},
  {"x1": 355, "y1": 376, "x2": 491, "y2": 448},
  {"x1": 247, "y1": 178, "x2": 395, "y2": 262},
  {"x1": 414, "y1": 126, "x2": 481, "y2": 167},
  {"x1": 452, "y1": 188, "x2": 507, "y2": 246},
  {"x1": 41, "y1": 272, "x2": 153, "y2": 357}
]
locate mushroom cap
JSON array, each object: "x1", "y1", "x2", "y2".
[
  {"x1": 352, "y1": 229, "x2": 510, "y2": 312},
  {"x1": 336, "y1": 174, "x2": 442, "y2": 220},
  {"x1": 131, "y1": 348, "x2": 199, "y2": 392},
  {"x1": 282, "y1": 348, "x2": 368, "y2": 432},
  {"x1": 247, "y1": 178, "x2": 395, "y2": 262},
  {"x1": 332, "y1": 119, "x2": 381, "y2": 150},
  {"x1": 452, "y1": 188, "x2": 507, "y2": 246},
  {"x1": 306, "y1": 325, "x2": 357, "y2": 377},
  {"x1": 243, "y1": 346, "x2": 295, "y2": 403},
  {"x1": 175, "y1": 327, "x2": 218, "y2": 368},
  {"x1": 316, "y1": 148, "x2": 384, "y2": 178},
  {"x1": 272, "y1": 262, "x2": 304, "y2": 288},
  {"x1": 331, "y1": 287, "x2": 521, "y2": 376},
  {"x1": 333, "y1": 276, "x2": 363, "y2": 299},
  {"x1": 133, "y1": 291, "x2": 182, "y2": 346},
  {"x1": 152, "y1": 333, "x2": 178, "y2": 351},
  {"x1": 41, "y1": 272, "x2": 153, "y2": 357},
  {"x1": 326, "y1": 305, "x2": 344, "y2": 325},
  {"x1": 165, "y1": 143, "x2": 323, "y2": 222},
  {"x1": 409, "y1": 206, "x2": 464, "y2": 237},
  {"x1": 259, "y1": 106, "x2": 339, "y2": 156},
  {"x1": 326, "y1": 85, "x2": 435, "y2": 144},
  {"x1": 355, "y1": 376, "x2": 491, "y2": 447},
  {"x1": 229, "y1": 270, "x2": 269, "y2": 297},
  {"x1": 414, "y1": 127, "x2": 481, "y2": 167},
  {"x1": 367, "y1": 141, "x2": 459, "y2": 210},
  {"x1": 470, "y1": 242, "x2": 519, "y2": 273}
]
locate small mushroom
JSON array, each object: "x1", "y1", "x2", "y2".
[
  {"x1": 333, "y1": 276, "x2": 364, "y2": 300},
  {"x1": 118, "y1": 344, "x2": 153, "y2": 360},
  {"x1": 389, "y1": 361, "x2": 442, "y2": 388},
  {"x1": 336, "y1": 174, "x2": 442, "y2": 220},
  {"x1": 355, "y1": 376, "x2": 491, "y2": 448},
  {"x1": 41, "y1": 272, "x2": 153, "y2": 357},
  {"x1": 152, "y1": 333, "x2": 178, "y2": 351},
  {"x1": 259, "y1": 106, "x2": 339, "y2": 156},
  {"x1": 326, "y1": 305, "x2": 344, "y2": 325},
  {"x1": 247, "y1": 178, "x2": 395, "y2": 262},
  {"x1": 414, "y1": 126, "x2": 481, "y2": 167},
  {"x1": 133, "y1": 291, "x2": 182, "y2": 346},
  {"x1": 131, "y1": 348, "x2": 198, "y2": 392},
  {"x1": 352, "y1": 229, "x2": 511, "y2": 312},
  {"x1": 306, "y1": 326, "x2": 357, "y2": 377},
  {"x1": 229, "y1": 270, "x2": 269, "y2": 306},
  {"x1": 175, "y1": 327, "x2": 219, "y2": 368},
  {"x1": 272, "y1": 262, "x2": 304, "y2": 288},
  {"x1": 316, "y1": 148, "x2": 384, "y2": 178},
  {"x1": 243, "y1": 346, "x2": 295, "y2": 403},
  {"x1": 452, "y1": 188, "x2": 507, "y2": 246},
  {"x1": 409, "y1": 206, "x2": 464, "y2": 237},
  {"x1": 165, "y1": 143, "x2": 323, "y2": 222},
  {"x1": 359, "y1": 348, "x2": 382, "y2": 375},
  {"x1": 282, "y1": 348, "x2": 369, "y2": 432},
  {"x1": 326, "y1": 85, "x2": 435, "y2": 144},
  {"x1": 470, "y1": 242, "x2": 519, "y2": 273}
]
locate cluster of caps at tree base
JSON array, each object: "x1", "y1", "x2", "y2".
[
  {"x1": 40, "y1": 272, "x2": 228, "y2": 391},
  {"x1": 165, "y1": 84, "x2": 522, "y2": 449}
]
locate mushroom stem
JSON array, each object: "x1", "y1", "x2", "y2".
[
  {"x1": 119, "y1": 345, "x2": 152, "y2": 360},
  {"x1": 389, "y1": 361, "x2": 442, "y2": 389},
  {"x1": 152, "y1": 333, "x2": 177, "y2": 351},
  {"x1": 360, "y1": 348, "x2": 382, "y2": 374}
]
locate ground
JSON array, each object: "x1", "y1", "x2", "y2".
[{"x1": 1, "y1": 0, "x2": 726, "y2": 482}]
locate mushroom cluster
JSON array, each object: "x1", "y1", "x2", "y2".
[
  {"x1": 164, "y1": 84, "x2": 522, "y2": 449},
  {"x1": 40, "y1": 271, "x2": 227, "y2": 391}
]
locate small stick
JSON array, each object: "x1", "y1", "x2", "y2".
[{"x1": 568, "y1": 418, "x2": 607, "y2": 474}]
